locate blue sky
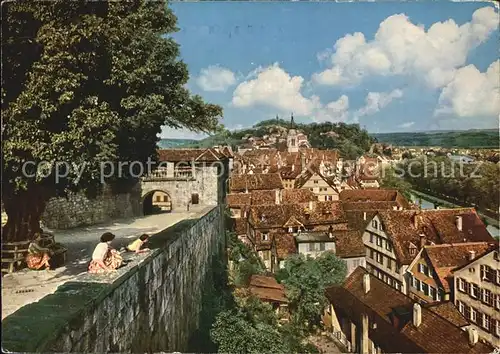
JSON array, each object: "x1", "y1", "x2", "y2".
[{"x1": 161, "y1": 1, "x2": 499, "y2": 139}]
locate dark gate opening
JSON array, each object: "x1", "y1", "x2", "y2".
[
  {"x1": 143, "y1": 191, "x2": 172, "y2": 215},
  {"x1": 191, "y1": 193, "x2": 199, "y2": 205}
]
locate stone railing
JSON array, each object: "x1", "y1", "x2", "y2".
[{"x1": 2, "y1": 205, "x2": 225, "y2": 353}]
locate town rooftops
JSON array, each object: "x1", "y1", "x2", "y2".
[
  {"x1": 375, "y1": 208, "x2": 494, "y2": 264},
  {"x1": 157, "y1": 148, "x2": 228, "y2": 162},
  {"x1": 326, "y1": 267, "x2": 493, "y2": 353},
  {"x1": 248, "y1": 201, "x2": 347, "y2": 229},
  {"x1": 226, "y1": 189, "x2": 316, "y2": 207},
  {"x1": 419, "y1": 242, "x2": 494, "y2": 292},
  {"x1": 229, "y1": 173, "x2": 284, "y2": 192},
  {"x1": 295, "y1": 230, "x2": 364, "y2": 258},
  {"x1": 248, "y1": 275, "x2": 288, "y2": 303},
  {"x1": 424, "y1": 302, "x2": 469, "y2": 328},
  {"x1": 339, "y1": 189, "x2": 410, "y2": 208}
]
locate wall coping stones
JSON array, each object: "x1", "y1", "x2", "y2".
[{"x1": 1, "y1": 206, "x2": 218, "y2": 353}]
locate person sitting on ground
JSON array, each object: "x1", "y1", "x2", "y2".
[
  {"x1": 26, "y1": 232, "x2": 53, "y2": 270},
  {"x1": 88, "y1": 232, "x2": 123, "y2": 274},
  {"x1": 125, "y1": 234, "x2": 151, "y2": 254}
]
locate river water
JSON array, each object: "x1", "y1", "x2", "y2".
[{"x1": 410, "y1": 194, "x2": 500, "y2": 239}]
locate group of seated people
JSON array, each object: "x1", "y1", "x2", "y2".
[
  {"x1": 25, "y1": 231, "x2": 151, "y2": 273},
  {"x1": 88, "y1": 232, "x2": 151, "y2": 274}
]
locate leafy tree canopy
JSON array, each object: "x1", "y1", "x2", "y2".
[
  {"x1": 276, "y1": 252, "x2": 346, "y2": 331},
  {"x1": 1, "y1": 0, "x2": 222, "y2": 241}
]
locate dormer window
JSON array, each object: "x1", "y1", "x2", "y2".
[{"x1": 262, "y1": 233, "x2": 269, "y2": 241}]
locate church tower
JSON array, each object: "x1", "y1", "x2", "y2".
[{"x1": 287, "y1": 113, "x2": 298, "y2": 153}]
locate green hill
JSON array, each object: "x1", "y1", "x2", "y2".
[{"x1": 372, "y1": 129, "x2": 499, "y2": 148}]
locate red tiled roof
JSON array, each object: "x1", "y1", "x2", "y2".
[
  {"x1": 227, "y1": 193, "x2": 252, "y2": 206},
  {"x1": 423, "y1": 242, "x2": 494, "y2": 291},
  {"x1": 325, "y1": 268, "x2": 493, "y2": 354},
  {"x1": 282, "y1": 189, "x2": 317, "y2": 204},
  {"x1": 157, "y1": 148, "x2": 224, "y2": 162},
  {"x1": 248, "y1": 275, "x2": 288, "y2": 303},
  {"x1": 249, "y1": 201, "x2": 347, "y2": 229},
  {"x1": 229, "y1": 173, "x2": 284, "y2": 192},
  {"x1": 339, "y1": 189, "x2": 410, "y2": 208},
  {"x1": 376, "y1": 209, "x2": 494, "y2": 264},
  {"x1": 424, "y1": 302, "x2": 469, "y2": 328},
  {"x1": 334, "y1": 230, "x2": 365, "y2": 258},
  {"x1": 274, "y1": 233, "x2": 297, "y2": 259}
]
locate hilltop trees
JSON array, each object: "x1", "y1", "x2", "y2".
[{"x1": 1, "y1": 1, "x2": 222, "y2": 242}]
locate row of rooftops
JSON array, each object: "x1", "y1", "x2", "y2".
[
  {"x1": 156, "y1": 146, "x2": 234, "y2": 163},
  {"x1": 228, "y1": 188, "x2": 495, "y2": 263},
  {"x1": 326, "y1": 267, "x2": 494, "y2": 353}
]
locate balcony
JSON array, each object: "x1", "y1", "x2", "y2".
[{"x1": 142, "y1": 167, "x2": 195, "y2": 181}]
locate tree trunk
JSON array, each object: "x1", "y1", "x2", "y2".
[{"x1": 2, "y1": 187, "x2": 49, "y2": 243}]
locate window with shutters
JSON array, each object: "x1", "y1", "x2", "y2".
[
  {"x1": 495, "y1": 294, "x2": 500, "y2": 310},
  {"x1": 464, "y1": 305, "x2": 471, "y2": 321},
  {"x1": 470, "y1": 307, "x2": 477, "y2": 323},
  {"x1": 470, "y1": 284, "x2": 479, "y2": 298},
  {"x1": 457, "y1": 301, "x2": 465, "y2": 314},
  {"x1": 416, "y1": 279, "x2": 421, "y2": 292},
  {"x1": 495, "y1": 320, "x2": 500, "y2": 338},
  {"x1": 481, "y1": 288, "x2": 491, "y2": 305},
  {"x1": 482, "y1": 314, "x2": 491, "y2": 331},
  {"x1": 376, "y1": 236, "x2": 383, "y2": 247},
  {"x1": 429, "y1": 286, "x2": 436, "y2": 300},
  {"x1": 319, "y1": 243, "x2": 325, "y2": 251}
]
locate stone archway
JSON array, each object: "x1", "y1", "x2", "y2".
[{"x1": 142, "y1": 190, "x2": 172, "y2": 216}]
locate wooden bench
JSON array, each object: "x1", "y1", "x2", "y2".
[{"x1": 1, "y1": 240, "x2": 30, "y2": 274}]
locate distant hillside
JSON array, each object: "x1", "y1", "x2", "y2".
[
  {"x1": 372, "y1": 129, "x2": 499, "y2": 148},
  {"x1": 158, "y1": 138, "x2": 198, "y2": 149},
  {"x1": 166, "y1": 118, "x2": 375, "y2": 160}
]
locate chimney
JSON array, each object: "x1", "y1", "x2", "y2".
[
  {"x1": 292, "y1": 164, "x2": 295, "y2": 171},
  {"x1": 309, "y1": 200, "x2": 314, "y2": 211},
  {"x1": 412, "y1": 303, "x2": 422, "y2": 328},
  {"x1": 468, "y1": 250, "x2": 476, "y2": 261},
  {"x1": 363, "y1": 212, "x2": 367, "y2": 221},
  {"x1": 275, "y1": 189, "x2": 281, "y2": 205},
  {"x1": 363, "y1": 273, "x2": 370, "y2": 294},
  {"x1": 468, "y1": 327, "x2": 479, "y2": 346},
  {"x1": 456, "y1": 216, "x2": 463, "y2": 231},
  {"x1": 419, "y1": 234, "x2": 426, "y2": 248},
  {"x1": 393, "y1": 206, "x2": 398, "y2": 210}
]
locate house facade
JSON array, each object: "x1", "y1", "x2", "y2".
[
  {"x1": 363, "y1": 209, "x2": 494, "y2": 295},
  {"x1": 325, "y1": 268, "x2": 494, "y2": 354},
  {"x1": 454, "y1": 248, "x2": 500, "y2": 347},
  {"x1": 406, "y1": 242, "x2": 492, "y2": 305}
]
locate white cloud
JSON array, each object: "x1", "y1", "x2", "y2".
[
  {"x1": 353, "y1": 89, "x2": 404, "y2": 121},
  {"x1": 435, "y1": 60, "x2": 500, "y2": 117},
  {"x1": 196, "y1": 65, "x2": 236, "y2": 92},
  {"x1": 232, "y1": 63, "x2": 351, "y2": 123},
  {"x1": 312, "y1": 6, "x2": 499, "y2": 88},
  {"x1": 399, "y1": 121, "x2": 415, "y2": 128},
  {"x1": 314, "y1": 95, "x2": 350, "y2": 123},
  {"x1": 159, "y1": 126, "x2": 208, "y2": 140},
  {"x1": 232, "y1": 63, "x2": 321, "y2": 116}
]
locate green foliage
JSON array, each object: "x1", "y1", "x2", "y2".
[
  {"x1": 380, "y1": 165, "x2": 413, "y2": 200},
  {"x1": 227, "y1": 231, "x2": 265, "y2": 286},
  {"x1": 176, "y1": 119, "x2": 374, "y2": 159},
  {"x1": 276, "y1": 252, "x2": 346, "y2": 332},
  {"x1": 2, "y1": 1, "x2": 222, "y2": 241},
  {"x1": 211, "y1": 295, "x2": 318, "y2": 354},
  {"x1": 401, "y1": 157, "x2": 500, "y2": 213},
  {"x1": 373, "y1": 130, "x2": 499, "y2": 148}
]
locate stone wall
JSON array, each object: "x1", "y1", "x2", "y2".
[
  {"x1": 141, "y1": 161, "x2": 229, "y2": 210},
  {"x1": 41, "y1": 184, "x2": 142, "y2": 229},
  {"x1": 2, "y1": 205, "x2": 225, "y2": 353}
]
